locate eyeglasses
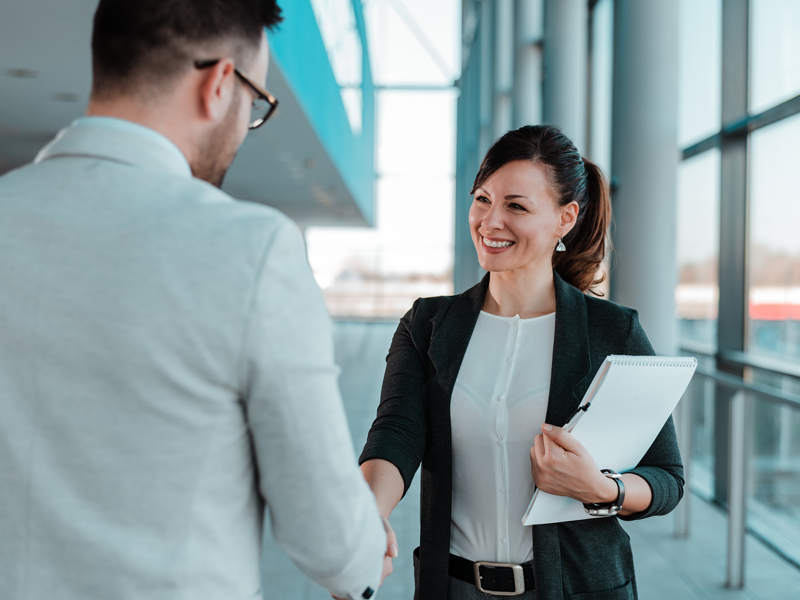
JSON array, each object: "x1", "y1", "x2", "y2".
[{"x1": 194, "y1": 59, "x2": 278, "y2": 129}]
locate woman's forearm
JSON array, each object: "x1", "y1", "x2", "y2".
[
  {"x1": 361, "y1": 459, "x2": 405, "y2": 518},
  {"x1": 587, "y1": 471, "x2": 652, "y2": 517},
  {"x1": 589, "y1": 472, "x2": 652, "y2": 517},
  {"x1": 618, "y1": 473, "x2": 652, "y2": 517}
]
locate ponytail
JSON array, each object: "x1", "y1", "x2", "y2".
[
  {"x1": 551, "y1": 157, "x2": 611, "y2": 295},
  {"x1": 471, "y1": 125, "x2": 611, "y2": 295}
]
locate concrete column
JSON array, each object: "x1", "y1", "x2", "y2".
[
  {"x1": 513, "y1": 0, "x2": 544, "y2": 128},
  {"x1": 478, "y1": 0, "x2": 494, "y2": 156},
  {"x1": 543, "y1": 0, "x2": 588, "y2": 152},
  {"x1": 493, "y1": 0, "x2": 514, "y2": 139},
  {"x1": 610, "y1": 0, "x2": 679, "y2": 354},
  {"x1": 454, "y1": 0, "x2": 489, "y2": 293}
]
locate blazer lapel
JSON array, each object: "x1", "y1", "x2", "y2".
[
  {"x1": 545, "y1": 272, "x2": 593, "y2": 426},
  {"x1": 426, "y1": 273, "x2": 489, "y2": 384}
]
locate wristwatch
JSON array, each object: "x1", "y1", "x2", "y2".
[{"x1": 583, "y1": 469, "x2": 625, "y2": 516}]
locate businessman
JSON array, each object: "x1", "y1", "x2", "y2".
[{"x1": 0, "y1": 1, "x2": 388, "y2": 599}]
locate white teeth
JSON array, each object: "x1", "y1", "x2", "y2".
[{"x1": 483, "y1": 237, "x2": 514, "y2": 248}]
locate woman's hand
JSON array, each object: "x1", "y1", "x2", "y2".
[
  {"x1": 380, "y1": 517, "x2": 399, "y2": 585},
  {"x1": 330, "y1": 517, "x2": 398, "y2": 600},
  {"x1": 530, "y1": 423, "x2": 618, "y2": 505}
]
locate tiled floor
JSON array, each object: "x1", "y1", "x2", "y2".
[{"x1": 260, "y1": 322, "x2": 800, "y2": 599}]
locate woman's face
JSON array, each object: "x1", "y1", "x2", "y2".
[{"x1": 469, "y1": 160, "x2": 577, "y2": 275}]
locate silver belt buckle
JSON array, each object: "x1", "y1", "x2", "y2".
[{"x1": 473, "y1": 561, "x2": 526, "y2": 596}]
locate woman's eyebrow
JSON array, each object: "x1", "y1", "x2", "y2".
[{"x1": 505, "y1": 194, "x2": 528, "y2": 200}]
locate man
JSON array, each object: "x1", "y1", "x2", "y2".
[{"x1": 0, "y1": 1, "x2": 392, "y2": 599}]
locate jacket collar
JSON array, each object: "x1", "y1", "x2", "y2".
[
  {"x1": 429, "y1": 270, "x2": 592, "y2": 425},
  {"x1": 34, "y1": 119, "x2": 192, "y2": 178}
]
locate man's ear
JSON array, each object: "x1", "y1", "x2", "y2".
[{"x1": 197, "y1": 59, "x2": 236, "y2": 123}]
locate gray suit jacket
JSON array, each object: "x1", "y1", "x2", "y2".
[
  {"x1": 0, "y1": 120, "x2": 384, "y2": 600},
  {"x1": 361, "y1": 272, "x2": 684, "y2": 600}
]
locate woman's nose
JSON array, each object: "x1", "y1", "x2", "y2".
[{"x1": 482, "y1": 204, "x2": 505, "y2": 231}]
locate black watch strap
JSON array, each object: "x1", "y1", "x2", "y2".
[{"x1": 583, "y1": 469, "x2": 625, "y2": 516}]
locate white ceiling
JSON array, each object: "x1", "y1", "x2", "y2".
[{"x1": 0, "y1": 0, "x2": 369, "y2": 227}]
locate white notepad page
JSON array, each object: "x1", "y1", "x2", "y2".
[{"x1": 522, "y1": 355, "x2": 697, "y2": 526}]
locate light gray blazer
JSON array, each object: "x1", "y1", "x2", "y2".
[{"x1": 0, "y1": 121, "x2": 384, "y2": 600}]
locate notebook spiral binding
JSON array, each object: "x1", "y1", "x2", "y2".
[{"x1": 607, "y1": 355, "x2": 698, "y2": 368}]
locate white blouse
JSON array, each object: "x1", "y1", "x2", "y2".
[{"x1": 450, "y1": 310, "x2": 555, "y2": 563}]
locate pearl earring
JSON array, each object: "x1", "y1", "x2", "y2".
[{"x1": 556, "y1": 238, "x2": 566, "y2": 252}]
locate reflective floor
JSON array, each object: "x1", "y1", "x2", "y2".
[{"x1": 260, "y1": 321, "x2": 800, "y2": 599}]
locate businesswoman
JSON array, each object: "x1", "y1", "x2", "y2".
[{"x1": 359, "y1": 125, "x2": 684, "y2": 600}]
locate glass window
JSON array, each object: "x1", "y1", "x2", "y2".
[
  {"x1": 689, "y1": 361, "x2": 716, "y2": 500},
  {"x1": 363, "y1": 0, "x2": 460, "y2": 87},
  {"x1": 678, "y1": 0, "x2": 722, "y2": 147},
  {"x1": 748, "y1": 112, "x2": 800, "y2": 359},
  {"x1": 676, "y1": 149, "x2": 720, "y2": 348},
  {"x1": 747, "y1": 371, "x2": 800, "y2": 565},
  {"x1": 750, "y1": 0, "x2": 800, "y2": 115},
  {"x1": 310, "y1": 0, "x2": 364, "y2": 134},
  {"x1": 306, "y1": 89, "x2": 457, "y2": 319}
]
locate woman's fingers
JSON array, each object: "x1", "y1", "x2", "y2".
[
  {"x1": 541, "y1": 423, "x2": 584, "y2": 455},
  {"x1": 379, "y1": 518, "x2": 396, "y2": 586},
  {"x1": 381, "y1": 517, "x2": 398, "y2": 558},
  {"x1": 531, "y1": 423, "x2": 611, "y2": 502}
]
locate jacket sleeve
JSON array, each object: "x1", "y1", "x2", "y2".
[
  {"x1": 618, "y1": 310, "x2": 686, "y2": 521},
  {"x1": 359, "y1": 302, "x2": 429, "y2": 497},
  {"x1": 239, "y1": 219, "x2": 385, "y2": 599}
]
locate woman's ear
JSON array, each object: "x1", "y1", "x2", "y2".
[{"x1": 560, "y1": 201, "x2": 579, "y2": 234}]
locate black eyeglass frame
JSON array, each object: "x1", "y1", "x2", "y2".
[{"x1": 194, "y1": 59, "x2": 278, "y2": 129}]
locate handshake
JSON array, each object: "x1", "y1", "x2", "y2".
[{"x1": 331, "y1": 517, "x2": 398, "y2": 600}]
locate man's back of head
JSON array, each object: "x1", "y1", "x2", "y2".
[
  {"x1": 88, "y1": 0, "x2": 282, "y2": 186},
  {"x1": 91, "y1": 0, "x2": 283, "y2": 101}
]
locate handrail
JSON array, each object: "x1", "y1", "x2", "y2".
[
  {"x1": 693, "y1": 363, "x2": 800, "y2": 410},
  {"x1": 679, "y1": 344, "x2": 800, "y2": 394},
  {"x1": 718, "y1": 349, "x2": 800, "y2": 381},
  {"x1": 677, "y1": 358, "x2": 800, "y2": 589}
]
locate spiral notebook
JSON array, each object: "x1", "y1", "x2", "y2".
[{"x1": 522, "y1": 355, "x2": 697, "y2": 526}]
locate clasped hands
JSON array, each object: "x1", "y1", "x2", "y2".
[
  {"x1": 530, "y1": 423, "x2": 619, "y2": 505},
  {"x1": 330, "y1": 516, "x2": 398, "y2": 600}
]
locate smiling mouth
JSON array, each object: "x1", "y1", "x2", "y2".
[{"x1": 482, "y1": 236, "x2": 515, "y2": 248}]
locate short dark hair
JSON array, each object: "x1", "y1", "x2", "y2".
[{"x1": 91, "y1": 0, "x2": 283, "y2": 100}]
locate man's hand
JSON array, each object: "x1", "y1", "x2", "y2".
[
  {"x1": 530, "y1": 423, "x2": 618, "y2": 505},
  {"x1": 330, "y1": 517, "x2": 398, "y2": 600}
]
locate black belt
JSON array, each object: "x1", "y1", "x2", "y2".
[{"x1": 449, "y1": 553, "x2": 535, "y2": 596}]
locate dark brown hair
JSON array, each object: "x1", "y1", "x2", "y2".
[
  {"x1": 471, "y1": 125, "x2": 611, "y2": 295},
  {"x1": 91, "y1": 0, "x2": 283, "y2": 100}
]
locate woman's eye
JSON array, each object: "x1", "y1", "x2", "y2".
[
  {"x1": 509, "y1": 203, "x2": 526, "y2": 211},
  {"x1": 476, "y1": 195, "x2": 490, "y2": 204}
]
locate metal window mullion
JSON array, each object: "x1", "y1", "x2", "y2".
[
  {"x1": 714, "y1": 0, "x2": 749, "y2": 516},
  {"x1": 681, "y1": 94, "x2": 800, "y2": 160},
  {"x1": 726, "y1": 389, "x2": 749, "y2": 589},
  {"x1": 715, "y1": 0, "x2": 750, "y2": 589}
]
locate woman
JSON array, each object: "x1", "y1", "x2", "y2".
[{"x1": 359, "y1": 125, "x2": 684, "y2": 600}]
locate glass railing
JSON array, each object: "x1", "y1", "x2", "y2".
[{"x1": 678, "y1": 344, "x2": 800, "y2": 586}]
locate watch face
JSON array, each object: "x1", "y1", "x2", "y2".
[{"x1": 584, "y1": 504, "x2": 622, "y2": 516}]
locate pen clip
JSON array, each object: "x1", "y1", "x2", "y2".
[
  {"x1": 566, "y1": 401, "x2": 591, "y2": 423},
  {"x1": 563, "y1": 402, "x2": 591, "y2": 433}
]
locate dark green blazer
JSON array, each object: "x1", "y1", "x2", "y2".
[{"x1": 360, "y1": 272, "x2": 684, "y2": 600}]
